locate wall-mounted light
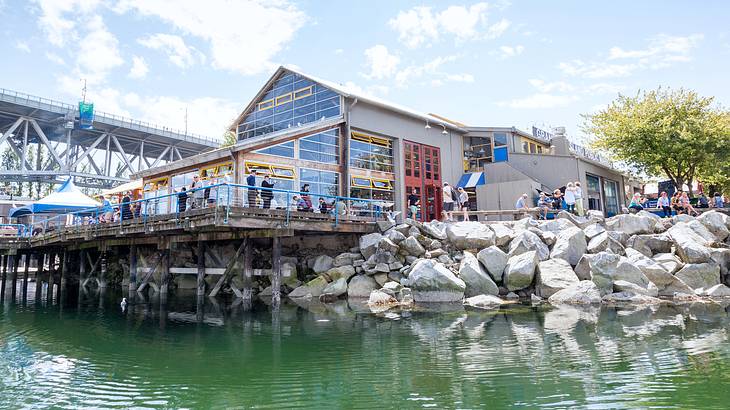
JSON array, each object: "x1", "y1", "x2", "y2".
[
  {"x1": 425, "y1": 120, "x2": 431, "y2": 129},
  {"x1": 441, "y1": 124, "x2": 448, "y2": 135}
]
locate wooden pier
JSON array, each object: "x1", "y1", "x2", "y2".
[{"x1": 0, "y1": 206, "x2": 378, "y2": 304}]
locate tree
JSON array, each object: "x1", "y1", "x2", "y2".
[
  {"x1": 220, "y1": 130, "x2": 237, "y2": 148},
  {"x1": 583, "y1": 88, "x2": 730, "y2": 194}
]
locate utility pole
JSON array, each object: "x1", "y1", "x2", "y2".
[
  {"x1": 81, "y1": 79, "x2": 87, "y2": 103},
  {"x1": 184, "y1": 106, "x2": 188, "y2": 135}
]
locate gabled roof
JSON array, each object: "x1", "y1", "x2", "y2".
[{"x1": 229, "y1": 65, "x2": 467, "y2": 133}]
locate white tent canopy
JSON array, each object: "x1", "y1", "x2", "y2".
[{"x1": 8, "y1": 178, "x2": 100, "y2": 218}]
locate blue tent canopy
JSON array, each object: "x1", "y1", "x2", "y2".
[
  {"x1": 8, "y1": 179, "x2": 101, "y2": 218},
  {"x1": 456, "y1": 172, "x2": 486, "y2": 188}
]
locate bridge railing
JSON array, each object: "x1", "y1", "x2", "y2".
[{"x1": 18, "y1": 183, "x2": 389, "y2": 239}]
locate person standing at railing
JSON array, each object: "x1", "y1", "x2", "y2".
[
  {"x1": 190, "y1": 175, "x2": 206, "y2": 209},
  {"x1": 301, "y1": 184, "x2": 313, "y2": 211},
  {"x1": 100, "y1": 195, "x2": 113, "y2": 223},
  {"x1": 121, "y1": 192, "x2": 132, "y2": 220},
  {"x1": 246, "y1": 170, "x2": 258, "y2": 207},
  {"x1": 261, "y1": 175, "x2": 275, "y2": 209},
  {"x1": 318, "y1": 197, "x2": 329, "y2": 214},
  {"x1": 442, "y1": 182, "x2": 455, "y2": 222},
  {"x1": 177, "y1": 187, "x2": 188, "y2": 213}
]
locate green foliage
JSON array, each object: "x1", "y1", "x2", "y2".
[
  {"x1": 583, "y1": 87, "x2": 730, "y2": 193},
  {"x1": 220, "y1": 131, "x2": 237, "y2": 148}
]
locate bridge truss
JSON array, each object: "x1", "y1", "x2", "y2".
[{"x1": 0, "y1": 88, "x2": 219, "y2": 189}]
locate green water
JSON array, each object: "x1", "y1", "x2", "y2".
[{"x1": 1, "y1": 287, "x2": 730, "y2": 409}]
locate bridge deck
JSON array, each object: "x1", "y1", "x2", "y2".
[{"x1": 0, "y1": 206, "x2": 377, "y2": 251}]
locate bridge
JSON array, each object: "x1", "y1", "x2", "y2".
[{"x1": 0, "y1": 88, "x2": 219, "y2": 189}]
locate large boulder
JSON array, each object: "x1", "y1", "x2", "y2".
[
  {"x1": 508, "y1": 230, "x2": 550, "y2": 261},
  {"x1": 446, "y1": 221, "x2": 495, "y2": 250},
  {"x1": 488, "y1": 223, "x2": 514, "y2": 247},
  {"x1": 459, "y1": 251, "x2": 499, "y2": 297},
  {"x1": 548, "y1": 280, "x2": 601, "y2": 305},
  {"x1": 421, "y1": 220, "x2": 448, "y2": 240},
  {"x1": 701, "y1": 284, "x2": 730, "y2": 297},
  {"x1": 359, "y1": 233, "x2": 383, "y2": 259},
  {"x1": 333, "y1": 252, "x2": 362, "y2": 267},
  {"x1": 407, "y1": 259, "x2": 466, "y2": 302},
  {"x1": 288, "y1": 276, "x2": 329, "y2": 298},
  {"x1": 538, "y1": 218, "x2": 576, "y2": 233},
  {"x1": 574, "y1": 254, "x2": 594, "y2": 281},
  {"x1": 653, "y1": 253, "x2": 684, "y2": 274},
  {"x1": 586, "y1": 231, "x2": 625, "y2": 255},
  {"x1": 550, "y1": 227, "x2": 587, "y2": 265},
  {"x1": 378, "y1": 237, "x2": 399, "y2": 255},
  {"x1": 323, "y1": 265, "x2": 356, "y2": 282},
  {"x1": 464, "y1": 294, "x2": 507, "y2": 309},
  {"x1": 400, "y1": 236, "x2": 426, "y2": 257},
  {"x1": 504, "y1": 251, "x2": 539, "y2": 291},
  {"x1": 476, "y1": 245, "x2": 508, "y2": 283},
  {"x1": 312, "y1": 255, "x2": 334, "y2": 274},
  {"x1": 626, "y1": 234, "x2": 673, "y2": 257},
  {"x1": 624, "y1": 248, "x2": 674, "y2": 287},
  {"x1": 385, "y1": 229, "x2": 407, "y2": 244},
  {"x1": 613, "y1": 280, "x2": 658, "y2": 297},
  {"x1": 709, "y1": 248, "x2": 730, "y2": 277},
  {"x1": 668, "y1": 222, "x2": 712, "y2": 263},
  {"x1": 558, "y1": 210, "x2": 592, "y2": 229},
  {"x1": 675, "y1": 263, "x2": 721, "y2": 290},
  {"x1": 658, "y1": 276, "x2": 695, "y2": 297},
  {"x1": 696, "y1": 211, "x2": 730, "y2": 241},
  {"x1": 347, "y1": 275, "x2": 379, "y2": 298},
  {"x1": 583, "y1": 223, "x2": 606, "y2": 240},
  {"x1": 588, "y1": 252, "x2": 620, "y2": 295},
  {"x1": 602, "y1": 292, "x2": 663, "y2": 304},
  {"x1": 321, "y1": 277, "x2": 348, "y2": 297},
  {"x1": 535, "y1": 259, "x2": 579, "y2": 298},
  {"x1": 605, "y1": 214, "x2": 654, "y2": 235}
]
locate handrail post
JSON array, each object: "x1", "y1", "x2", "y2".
[
  {"x1": 285, "y1": 191, "x2": 290, "y2": 227},
  {"x1": 334, "y1": 197, "x2": 339, "y2": 228},
  {"x1": 225, "y1": 184, "x2": 230, "y2": 224}
]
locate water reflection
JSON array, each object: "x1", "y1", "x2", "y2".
[{"x1": 1, "y1": 282, "x2": 730, "y2": 409}]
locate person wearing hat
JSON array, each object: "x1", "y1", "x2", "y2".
[{"x1": 442, "y1": 182, "x2": 455, "y2": 221}]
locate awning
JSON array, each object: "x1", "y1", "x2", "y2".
[
  {"x1": 8, "y1": 178, "x2": 100, "y2": 218},
  {"x1": 100, "y1": 179, "x2": 142, "y2": 197},
  {"x1": 457, "y1": 172, "x2": 486, "y2": 188}
]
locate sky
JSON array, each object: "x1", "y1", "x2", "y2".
[{"x1": 0, "y1": 0, "x2": 728, "y2": 142}]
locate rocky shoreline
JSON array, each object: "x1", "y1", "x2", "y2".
[{"x1": 282, "y1": 209, "x2": 730, "y2": 310}]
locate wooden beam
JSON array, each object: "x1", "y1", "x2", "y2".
[
  {"x1": 128, "y1": 245, "x2": 138, "y2": 292},
  {"x1": 196, "y1": 241, "x2": 205, "y2": 297},
  {"x1": 208, "y1": 240, "x2": 246, "y2": 297},
  {"x1": 21, "y1": 253, "x2": 30, "y2": 300},
  {"x1": 160, "y1": 249, "x2": 170, "y2": 294},
  {"x1": 241, "y1": 238, "x2": 252, "y2": 300},
  {"x1": 137, "y1": 251, "x2": 163, "y2": 293},
  {"x1": 271, "y1": 236, "x2": 281, "y2": 306},
  {"x1": 35, "y1": 253, "x2": 44, "y2": 301}
]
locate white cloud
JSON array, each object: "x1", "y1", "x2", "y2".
[
  {"x1": 388, "y1": 2, "x2": 507, "y2": 48},
  {"x1": 34, "y1": 0, "x2": 102, "y2": 46},
  {"x1": 334, "y1": 48, "x2": 344, "y2": 55},
  {"x1": 528, "y1": 79, "x2": 573, "y2": 93},
  {"x1": 498, "y1": 44, "x2": 524, "y2": 59},
  {"x1": 15, "y1": 41, "x2": 31, "y2": 53},
  {"x1": 45, "y1": 52, "x2": 65, "y2": 65},
  {"x1": 498, "y1": 93, "x2": 579, "y2": 109},
  {"x1": 559, "y1": 34, "x2": 703, "y2": 78},
  {"x1": 445, "y1": 73, "x2": 475, "y2": 83},
  {"x1": 116, "y1": 0, "x2": 307, "y2": 75},
  {"x1": 138, "y1": 33, "x2": 200, "y2": 68},
  {"x1": 74, "y1": 15, "x2": 124, "y2": 85},
  {"x1": 128, "y1": 56, "x2": 149, "y2": 79},
  {"x1": 394, "y1": 55, "x2": 457, "y2": 86},
  {"x1": 363, "y1": 45, "x2": 400, "y2": 80},
  {"x1": 585, "y1": 83, "x2": 626, "y2": 95}
]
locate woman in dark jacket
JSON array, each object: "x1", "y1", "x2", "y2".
[
  {"x1": 121, "y1": 192, "x2": 133, "y2": 220},
  {"x1": 261, "y1": 175, "x2": 275, "y2": 209}
]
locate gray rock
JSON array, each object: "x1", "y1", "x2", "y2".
[
  {"x1": 624, "y1": 248, "x2": 674, "y2": 287},
  {"x1": 667, "y1": 222, "x2": 712, "y2": 263},
  {"x1": 388, "y1": 271, "x2": 404, "y2": 283},
  {"x1": 505, "y1": 292, "x2": 520, "y2": 299},
  {"x1": 535, "y1": 259, "x2": 580, "y2": 298},
  {"x1": 446, "y1": 221, "x2": 496, "y2": 250},
  {"x1": 558, "y1": 210, "x2": 592, "y2": 229},
  {"x1": 626, "y1": 234, "x2": 673, "y2": 257},
  {"x1": 400, "y1": 236, "x2": 426, "y2": 257},
  {"x1": 464, "y1": 294, "x2": 506, "y2": 309},
  {"x1": 508, "y1": 230, "x2": 550, "y2": 261},
  {"x1": 437, "y1": 254, "x2": 453, "y2": 265},
  {"x1": 288, "y1": 276, "x2": 329, "y2": 298},
  {"x1": 378, "y1": 237, "x2": 399, "y2": 255},
  {"x1": 574, "y1": 254, "x2": 594, "y2": 281},
  {"x1": 408, "y1": 259, "x2": 466, "y2": 302},
  {"x1": 709, "y1": 248, "x2": 730, "y2": 277},
  {"x1": 589, "y1": 252, "x2": 620, "y2": 295},
  {"x1": 587, "y1": 232, "x2": 625, "y2": 255},
  {"x1": 702, "y1": 284, "x2": 730, "y2": 297},
  {"x1": 425, "y1": 248, "x2": 447, "y2": 258},
  {"x1": 658, "y1": 276, "x2": 695, "y2": 297},
  {"x1": 385, "y1": 229, "x2": 407, "y2": 244},
  {"x1": 504, "y1": 251, "x2": 539, "y2": 291},
  {"x1": 324, "y1": 265, "x2": 356, "y2": 282},
  {"x1": 477, "y1": 245, "x2": 508, "y2": 283},
  {"x1": 333, "y1": 252, "x2": 362, "y2": 267},
  {"x1": 602, "y1": 292, "x2": 663, "y2": 304},
  {"x1": 653, "y1": 253, "x2": 684, "y2": 274},
  {"x1": 613, "y1": 280, "x2": 658, "y2": 297},
  {"x1": 605, "y1": 214, "x2": 654, "y2": 235},
  {"x1": 675, "y1": 263, "x2": 721, "y2": 290},
  {"x1": 550, "y1": 227, "x2": 587, "y2": 266},
  {"x1": 359, "y1": 233, "x2": 384, "y2": 259},
  {"x1": 394, "y1": 224, "x2": 411, "y2": 237},
  {"x1": 583, "y1": 223, "x2": 606, "y2": 240},
  {"x1": 382, "y1": 281, "x2": 402, "y2": 292},
  {"x1": 531, "y1": 294, "x2": 543, "y2": 303},
  {"x1": 488, "y1": 223, "x2": 514, "y2": 247},
  {"x1": 374, "y1": 272, "x2": 389, "y2": 286},
  {"x1": 377, "y1": 219, "x2": 395, "y2": 232},
  {"x1": 421, "y1": 220, "x2": 448, "y2": 240},
  {"x1": 586, "y1": 210, "x2": 605, "y2": 223},
  {"x1": 540, "y1": 231, "x2": 557, "y2": 247},
  {"x1": 321, "y1": 277, "x2": 348, "y2": 297},
  {"x1": 367, "y1": 289, "x2": 398, "y2": 307},
  {"x1": 538, "y1": 218, "x2": 576, "y2": 233},
  {"x1": 347, "y1": 275, "x2": 379, "y2": 298},
  {"x1": 374, "y1": 263, "x2": 390, "y2": 274},
  {"x1": 548, "y1": 280, "x2": 602, "y2": 305},
  {"x1": 606, "y1": 230, "x2": 630, "y2": 246},
  {"x1": 312, "y1": 255, "x2": 334, "y2": 274},
  {"x1": 459, "y1": 251, "x2": 499, "y2": 297},
  {"x1": 697, "y1": 211, "x2": 730, "y2": 241}
]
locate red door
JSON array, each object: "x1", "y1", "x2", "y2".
[{"x1": 404, "y1": 141, "x2": 442, "y2": 221}]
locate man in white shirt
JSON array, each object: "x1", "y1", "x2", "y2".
[
  {"x1": 574, "y1": 181, "x2": 584, "y2": 216},
  {"x1": 515, "y1": 193, "x2": 529, "y2": 210},
  {"x1": 442, "y1": 182, "x2": 455, "y2": 221}
]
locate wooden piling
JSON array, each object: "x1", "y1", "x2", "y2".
[
  {"x1": 35, "y1": 253, "x2": 44, "y2": 301},
  {"x1": 9, "y1": 254, "x2": 18, "y2": 300},
  {"x1": 59, "y1": 250, "x2": 68, "y2": 300},
  {"x1": 21, "y1": 253, "x2": 30, "y2": 301},
  {"x1": 196, "y1": 241, "x2": 206, "y2": 297},
  {"x1": 160, "y1": 248, "x2": 170, "y2": 294},
  {"x1": 0, "y1": 255, "x2": 6, "y2": 301},
  {"x1": 271, "y1": 236, "x2": 282, "y2": 306},
  {"x1": 47, "y1": 252, "x2": 55, "y2": 303},
  {"x1": 241, "y1": 238, "x2": 253, "y2": 300},
  {"x1": 99, "y1": 251, "x2": 108, "y2": 289},
  {"x1": 78, "y1": 249, "x2": 86, "y2": 290},
  {"x1": 129, "y1": 245, "x2": 138, "y2": 292}
]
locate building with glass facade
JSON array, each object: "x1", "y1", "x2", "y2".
[{"x1": 133, "y1": 66, "x2": 634, "y2": 220}]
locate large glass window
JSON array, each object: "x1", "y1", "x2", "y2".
[
  {"x1": 604, "y1": 179, "x2": 619, "y2": 217},
  {"x1": 254, "y1": 140, "x2": 295, "y2": 158},
  {"x1": 349, "y1": 176, "x2": 394, "y2": 216},
  {"x1": 237, "y1": 72, "x2": 342, "y2": 141},
  {"x1": 244, "y1": 161, "x2": 295, "y2": 208},
  {"x1": 300, "y1": 169, "x2": 339, "y2": 208},
  {"x1": 143, "y1": 177, "x2": 169, "y2": 215},
  {"x1": 349, "y1": 132, "x2": 394, "y2": 173},
  {"x1": 300, "y1": 128, "x2": 340, "y2": 164},
  {"x1": 586, "y1": 174, "x2": 602, "y2": 211}
]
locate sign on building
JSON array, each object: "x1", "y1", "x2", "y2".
[
  {"x1": 79, "y1": 102, "x2": 94, "y2": 130},
  {"x1": 531, "y1": 126, "x2": 553, "y2": 143}
]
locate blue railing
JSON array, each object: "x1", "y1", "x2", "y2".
[
  {"x1": 11, "y1": 183, "x2": 388, "y2": 239},
  {"x1": 0, "y1": 223, "x2": 28, "y2": 238}
]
